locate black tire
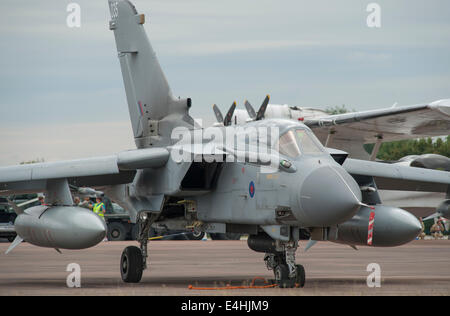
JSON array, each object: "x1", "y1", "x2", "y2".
[
  {"x1": 209, "y1": 233, "x2": 241, "y2": 240},
  {"x1": 186, "y1": 231, "x2": 205, "y2": 240},
  {"x1": 120, "y1": 246, "x2": 143, "y2": 283},
  {"x1": 107, "y1": 222, "x2": 127, "y2": 241},
  {"x1": 274, "y1": 264, "x2": 290, "y2": 288},
  {"x1": 7, "y1": 235, "x2": 16, "y2": 243},
  {"x1": 295, "y1": 264, "x2": 306, "y2": 288}
]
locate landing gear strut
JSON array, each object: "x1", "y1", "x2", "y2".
[
  {"x1": 120, "y1": 212, "x2": 156, "y2": 283},
  {"x1": 264, "y1": 242, "x2": 305, "y2": 288}
]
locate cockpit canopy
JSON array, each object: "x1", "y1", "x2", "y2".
[{"x1": 277, "y1": 129, "x2": 324, "y2": 158}]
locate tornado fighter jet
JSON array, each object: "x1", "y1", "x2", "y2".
[{"x1": 1, "y1": 0, "x2": 450, "y2": 288}]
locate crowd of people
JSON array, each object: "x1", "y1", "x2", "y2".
[
  {"x1": 38, "y1": 194, "x2": 107, "y2": 220},
  {"x1": 418, "y1": 217, "x2": 447, "y2": 240}
]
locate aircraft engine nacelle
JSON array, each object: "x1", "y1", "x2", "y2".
[
  {"x1": 15, "y1": 205, "x2": 106, "y2": 250},
  {"x1": 327, "y1": 205, "x2": 422, "y2": 247},
  {"x1": 408, "y1": 154, "x2": 450, "y2": 172}
]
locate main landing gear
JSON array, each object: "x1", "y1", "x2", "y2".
[
  {"x1": 121, "y1": 245, "x2": 143, "y2": 283},
  {"x1": 264, "y1": 242, "x2": 305, "y2": 288},
  {"x1": 120, "y1": 212, "x2": 155, "y2": 283}
]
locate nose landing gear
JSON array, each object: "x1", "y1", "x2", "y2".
[{"x1": 264, "y1": 242, "x2": 305, "y2": 288}]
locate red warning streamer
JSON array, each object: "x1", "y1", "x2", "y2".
[{"x1": 367, "y1": 211, "x2": 375, "y2": 246}]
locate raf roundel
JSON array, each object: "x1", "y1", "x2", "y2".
[{"x1": 249, "y1": 181, "x2": 255, "y2": 198}]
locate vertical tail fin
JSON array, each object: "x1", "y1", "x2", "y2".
[
  {"x1": 108, "y1": 0, "x2": 193, "y2": 148},
  {"x1": 223, "y1": 102, "x2": 237, "y2": 126},
  {"x1": 244, "y1": 100, "x2": 257, "y2": 120}
]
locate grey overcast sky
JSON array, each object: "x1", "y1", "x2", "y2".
[{"x1": 0, "y1": 0, "x2": 449, "y2": 165}]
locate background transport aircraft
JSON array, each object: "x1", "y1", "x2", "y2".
[
  {"x1": 0, "y1": 0, "x2": 449, "y2": 287},
  {"x1": 379, "y1": 154, "x2": 449, "y2": 219},
  {"x1": 213, "y1": 97, "x2": 450, "y2": 160}
]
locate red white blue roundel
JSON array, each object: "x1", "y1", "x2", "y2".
[{"x1": 249, "y1": 181, "x2": 255, "y2": 198}]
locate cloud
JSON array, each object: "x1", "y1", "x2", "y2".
[
  {"x1": 0, "y1": 121, "x2": 135, "y2": 165},
  {"x1": 347, "y1": 51, "x2": 392, "y2": 62},
  {"x1": 0, "y1": 0, "x2": 449, "y2": 166},
  {"x1": 171, "y1": 40, "x2": 322, "y2": 56}
]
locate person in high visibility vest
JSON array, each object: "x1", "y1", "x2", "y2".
[{"x1": 93, "y1": 196, "x2": 106, "y2": 220}]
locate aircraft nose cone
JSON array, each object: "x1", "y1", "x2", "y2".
[
  {"x1": 387, "y1": 209, "x2": 422, "y2": 246},
  {"x1": 84, "y1": 215, "x2": 107, "y2": 240},
  {"x1": 299, "y1": 166, "x2": 361, "y2": 226},
  {"x1": 70, "y1": 209, "x2": 107, "y2": 248},
  {"x1": 399, "y1": 213, "x2": 422, "y2": 242}
]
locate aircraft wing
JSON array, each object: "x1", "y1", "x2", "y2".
[
  {"x1": 305, "y1": 100, "x2": 450, "y2": 156},
  {"x1": 343, "y1": 158, "x2": 450, "y2": 193},
  {"x1": 0, "y1": 148, "x2": 169, "y2": 196}
]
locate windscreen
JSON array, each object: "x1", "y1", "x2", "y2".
[
  {"x1": 278, "y1": 130, "x2": 301, "y2": 158},
  {"x1": 296, "y1": 130, "x2": 323, "y2": 154},
  {"x1": 278, "y1": 129, "x2": 323, "y2": 158}
]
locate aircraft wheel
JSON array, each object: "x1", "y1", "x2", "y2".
[
  {"x1": 274, "y1": 264, "x2": 290, "y2": 288},
  {"x1": 7, "y1": 235, "x2": 16, "y2": 243},
  {"x1": 187, "y1": 231, "x2": 205, "y2": 240},
  {"x1": 107, "y1": 222, "x2": 127, "y2": 241},
  {"x1": 295, "y1": 264, "x2": 306, "y2": 288},
  {"x1": 121, "y1": 246, "x2": 143, "y2": 283}
]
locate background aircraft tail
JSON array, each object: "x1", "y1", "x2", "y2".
[{"x1": 108, "y1": 0, "x2": 193, "y2": 148}]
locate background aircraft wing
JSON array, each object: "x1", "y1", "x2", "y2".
[
  {"x1": 0, "y1": 148, "x2": 169, "y2": 196},
  {"x1": 343, "y1": 158, "x2": 450, "y2": 193},
  {"x1": 305, "y1": 100, "x2": 450, "y2": 157}
]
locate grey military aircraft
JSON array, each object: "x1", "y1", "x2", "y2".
[
  {"x1": 1, "y1": 0, "x2": 450, "y2": 287},
  {"x1": 380, "y1": 154, "x2": 450, "y2": 218}
]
